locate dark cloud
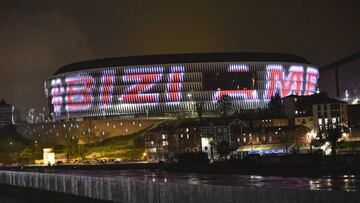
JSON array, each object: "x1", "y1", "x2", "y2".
[{"x1": 0, "y1": 0, "x2": 360, "y2": 116}]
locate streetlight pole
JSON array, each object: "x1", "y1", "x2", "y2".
[{"x1": 9, "y1": 142, "x2": 13, "y2": 163}]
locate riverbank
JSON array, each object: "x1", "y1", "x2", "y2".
[
  {"x1": 1, "y1": 154, "x2": 360, "y2": 178},
  {"x1": 165, "y1": 154, "x2": 360, "y2": 177}
]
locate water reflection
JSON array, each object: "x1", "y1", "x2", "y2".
[{"x1": 54, "y1": 169, "x2": 360, "y2": 192}]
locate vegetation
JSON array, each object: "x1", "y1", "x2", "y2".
[
  {"x1": 195, "y1": 101, "x2": 204, "y2": 120},
  {"x1": 178, "y1": 152, "x2": 209, "y2": 165},
  {"x1": 268, "y1": 92, "x2": 283, "y2": 112},
  {"x1": 217, "y1": 95, "x2": 232, "y2": 117},
  {"x1": 216, "y1": 140, "x2": 234, "y2": 159},
  {"x1": 0, "y1": 125, "x2": 32, "y2": 163}
]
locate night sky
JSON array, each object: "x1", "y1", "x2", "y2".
[{"x1": 0, "y1": 0, "x2": 360, "y2": 116}]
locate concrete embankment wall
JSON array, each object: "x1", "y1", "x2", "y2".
[{"x1": 0, "y1": 170, "x2": 359, "y2": 203}]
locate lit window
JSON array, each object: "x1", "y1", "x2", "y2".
[
  {"x1": 318, "y1": 119, "x2": 322, "y2": 125},
  {"x1": 186, "y1": 134, "x2": 189, "y2": 139},
  {"x1": 186, "y1": 128, "x2": 189, "y2": 132},
  {"x1": 324, "y1": 118, "x2": 328, "y2": 125}
]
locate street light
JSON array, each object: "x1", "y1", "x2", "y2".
[{"x1": 9, "y1": 142, "x2": 13, "y2": 162}]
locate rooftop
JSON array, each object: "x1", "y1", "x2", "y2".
[
  {"x1": 283, "y1": 93, "x2": 347, "y2": 105},
  {"x1": 55, "y1": 52, "x2": 310, "y2": 75},
  {"x1": 0, "y1": 99, "x2": 12, "y2": 107}
]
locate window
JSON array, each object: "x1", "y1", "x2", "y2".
[
  {"x1": 204, "y1": 146, "x2": 208, "y2": 151},
  {"x1": 186, "y1": 134, "x2": 189, "y2": 139},
  {"x1": 217, "y1": 128, "x2": 222, "y2": 133},
  {"x1": 186, "y1": 128, "x2": 189, "y2": 132},
  {"x1": 331, "y1": 111, "x2": 340, "y2": 117},
  {"x1": 162, "y1": 141, "x2": 168, "y2": 146},
  {"x1": 162, "y1": 134, "x2": 167, "y2": 139},
  {"x1": 330, "y1": 103, "x2": 340, "y2": 110},
  {"x1": 223, "y1": 127, "x2": 228, "y2": 133},
  {"x1": 318, "y1": 119, "x2": 322, "y2": 125},
  {"x1": 243, "y1": 137, "x2": 246, "y2": 143}
]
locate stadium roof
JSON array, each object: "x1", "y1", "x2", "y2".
[
  {"x1": 320, "y1": 50, "x2": 360, "y2": 73},
  {"x1": 55, "y1": 52, "x2": 310, "y2": 75}
]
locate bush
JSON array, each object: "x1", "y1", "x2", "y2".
[{"x1": 178, "y1": 152, "x2": 209, "y2": 165}]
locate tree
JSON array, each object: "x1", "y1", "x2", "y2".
[
  {"x1": 268, "y1": 92, "x2": 283, "y2": 111},
  {"x1": 195, "y1": 101, "x2": 204, "y2": 120},
  {"x1": 20, "y1": 148, "x2": 33, "y2": 164},
  {"x1": 217, "y1": 95, "x2": 232, "y2": 117},
  {"x1": 317, "y1": 124, "x2": 347, "y2": 160},
  {"x1": 327, "y1": 127, "x2": 342, "y2": 159},
  {"x1": 216, "y1": 140, "x2": 231, "y2": 159}
]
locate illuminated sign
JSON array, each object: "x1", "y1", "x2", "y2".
[{"x1": 48, "y1": 63, "x2": 319, "y2": 118}]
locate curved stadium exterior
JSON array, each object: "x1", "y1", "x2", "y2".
[{"x1": 45, "y1": 53, "x2": 319, "y2": 120}]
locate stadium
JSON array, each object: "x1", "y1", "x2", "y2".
[{"x1": 45, "y1": 53, "x2": 319, "y2": 121}]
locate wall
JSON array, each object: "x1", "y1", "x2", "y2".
[{"x1": 0, "y1": 170, "x2": 359, "y2": 203}]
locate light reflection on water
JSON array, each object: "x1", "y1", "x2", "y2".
[{"x1": 54, "y1": 170, "x2": 360, "y2": 192}]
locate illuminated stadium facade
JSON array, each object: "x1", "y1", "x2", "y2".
[{"x1": 44, "y1": 53, "x2": 319, "y2": 120}]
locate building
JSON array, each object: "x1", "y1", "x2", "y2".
[
  {"x1": 312, "y1": 98, "x2": 348, "y2": 132},
  {"x1": 144, "y1": 120, "x2": 202, "y2": 162},
  {"x1": 144, "y1": 124, "x2": 173, "y2": 162},
  {"x1": 237, "y1": 112, "x2": 311, "y2": 155},
  {"x1": 0, "y1": 99, "x2": 14, "y2": 127},
  {"x1": 283, "y1": 93, "x2": 348, "y2": 132},
  {"x1": 144, "y1": 118, "x2": 243, "y2": 161},
  {"x1": 346, "y1": 104, "x2": 360, "y2": 139},
  {"x1": 320, "y1": 51, "x2": 360, "y2": 100},
  {"x1": 44, "y1": 53, "x2": 319, "y2": 121},
  {"x1": 200, "y1": 118, "x2": 243, "y2": 159}
]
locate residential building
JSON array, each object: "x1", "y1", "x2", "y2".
[{"x1": 0, "y1": 99, "x2": 14, "y2": 127}]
